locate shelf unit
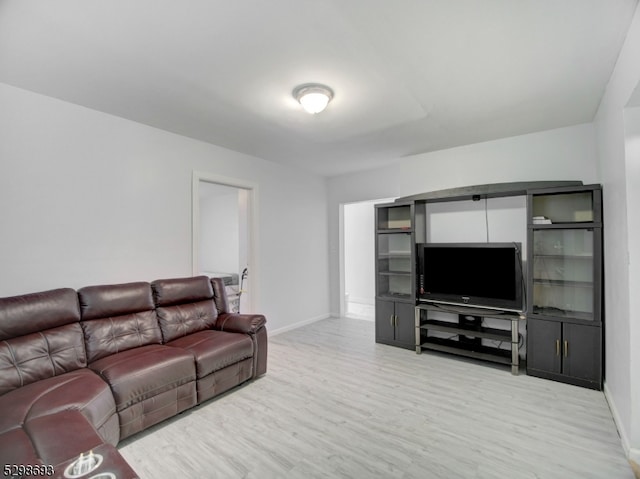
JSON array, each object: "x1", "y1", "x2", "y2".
[
  {"x1": 374, "y1": 201, "x2": 424, "y2": 349},
  {"x1": 373, "y1": 181, "x2": 603, "y2": 389},
  {"x1": 526, "y1": 184, "x2": 603, "y2": 389},
  {"x1": 415, "y1": 303, "x2": 522, "y2": 374}
]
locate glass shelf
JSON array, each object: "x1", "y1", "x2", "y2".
[
  {"x1": 377, "y1": 232, "x2": 412, "y2": 297},
  {"x1": 377, "y1": 274, "x2": 413, "y2": 298},
  {"x1": 531, "y1": 229, "x2": 595, "y2": 320},
  {"x1": 377, "y1": 233, "x2": 411, "y2": 256}
]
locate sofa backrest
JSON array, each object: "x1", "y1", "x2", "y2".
[
  {"x1": 0, "y1": 288, "x2": 86, "y2": 396},
  {"x1": 151, "y1": 276, "x2": 218, "y2": 343},
  {"x1": 210, "y1": 277, "x2": 231, "y2": 314},
  {"x1": 78, "y1": 282, "x2": 162, "y2": 363}
]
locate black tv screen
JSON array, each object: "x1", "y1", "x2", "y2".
[{"x1": 417, "y1": 242, "x2": 523, "y2": 312}]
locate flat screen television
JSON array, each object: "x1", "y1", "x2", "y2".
[{"x1": 417, "y1": 242, "x2": 523, "y2": 312}]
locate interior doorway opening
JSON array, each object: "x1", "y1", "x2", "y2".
[
  {"x1": 340, "y1": 198, "x2": 394, "y2": 320},
  {"x1": 192, "y1": 172, "x2": 257, "y2": 313}
]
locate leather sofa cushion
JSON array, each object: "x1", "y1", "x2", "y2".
[
  {"x1": 25, "y1": 409, "x2": 104, "y2": 466},
  {"x1": 0, "y1": 288, "x2": 80, "y2": 341},
  {"x1": 0, "y1": 427, "x2": 41, "y2": 466},
  {"x1": 0, "y1": 368, "x2": 117, "y2": 445},
  {"x1": 78, "y1": 282, "x2": 162, "y2": 363},
  {"x1": 88, "y1": 344, "x2": 196, "y2": 410},
  {"x1": 0, "y1": 410, "x2": 104, "y2": 467},
  {"x1": 156, "y1": 300, "x2": 218, "y2": 343},
  {"x1": 78, "y1": 282, "x2": 154, "y2": 320},
  {"x1": 80, "y1": 310, "x2": 162, "y2": 363},
  {"x1": 167, "y1": 330, "x2": 253, "y2": 378},
  {"x1": 0, "y1": 323, "x2": 87, "y2": 396},
  {"x1": 152, "y1": 277, "x2": 218, "y2": 342},
  {"x1": 152, "y1": 276, "x2": 214, "y2": 307},
  {"x1": 0, "y1": 368, "x2": 118, "y2": 467}
]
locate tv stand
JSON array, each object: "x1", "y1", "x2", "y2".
[{"x1": 415, "y1": 303, "x2": 524, "y2": 374}]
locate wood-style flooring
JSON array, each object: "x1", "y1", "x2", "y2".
[{"x1": 118, "y1": 317, "x2": 633, "y2": 478}]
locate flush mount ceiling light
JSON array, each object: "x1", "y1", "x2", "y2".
[{"x1": 293, "y1": 84, "x2": 334, "y2": 114}]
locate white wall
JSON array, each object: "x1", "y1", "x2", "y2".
[
  {"x1": 426, "y1": 197, "x2": 526, "y2": 247},
  {"x1": 593, "y1": 2, "x2": 640, "y2": 464},
  {"x1": 344, "y1": 201, "x2": 377, "y2": 307},
  {"x1": 423, "y1": 196, "x2": 529, "y2": 355},
  {"x1": 327, "y1": 123, "x2": 599, "y2": 315},
  {"x1": 625, "y1": 107, "x2": 640, "y2": 456},
  {"x1": 0, "y1": 82, "x2": 330, "y2": 333}
]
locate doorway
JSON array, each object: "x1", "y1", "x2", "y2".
[
  {"x1": 192, "y1": 172, "x2": 258, "y2": 313},
  {"x1": 340, "y1": 198, "x2": 394, "y2": 319}
]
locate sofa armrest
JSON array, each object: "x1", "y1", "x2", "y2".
[{"x1": 215, "y1": 313, "x2": 266, "y2": 334}]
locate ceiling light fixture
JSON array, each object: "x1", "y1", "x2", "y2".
[{"x1": 293, "y1": 84, "x2": 334, "y2": 114}]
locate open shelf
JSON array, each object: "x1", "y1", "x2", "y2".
[
  {"x1": 415, "y1": 303, "x2": 521, "y2": 374},
  {"x1": 377, "y1": 204, "x2": 412, "y2": 230},
  {"x1": 420, "y1": 302, "x2": 523, "y2": 320},
  {"x1": 420, "y1": 337, "x2": 512, "y2": 365},
  {"x1": 419, "y1": 319, "x2": 512, "y2": 342}
]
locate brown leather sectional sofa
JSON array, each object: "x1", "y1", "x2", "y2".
[{"x1": 0, "y1": 275, "x2": 267, "y2": 478}]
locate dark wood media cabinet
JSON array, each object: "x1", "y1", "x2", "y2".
[
  {"x1": 415, "y1": 303, "x2": 524, "y2": 375},
  {"x1": 375, "y1": 181, "x2": 603, "y2": 389}
]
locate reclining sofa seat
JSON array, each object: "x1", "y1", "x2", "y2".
[
  {"x1": 0, "y1": 288, "x2": 118, "y2": 466},
  {"x1": 151, "y1": 276, "x2": 265, "y2": 403},
  {"x1": 78, "y1": 281, "x2": 197, "y2": 440}
]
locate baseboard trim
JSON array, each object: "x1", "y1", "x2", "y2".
[
  {"x1": 630, "y1": 450, "x2": 640, "y2": 474},
  {"x1": 346, "y1": 296, "x2": 374, "y2": 306},
  {"x1": 269, "y1": 314, "x2": 332, "y2": 336},
  {"x1": 603, "y1": 382, "x2": 639, "y2": 468}
]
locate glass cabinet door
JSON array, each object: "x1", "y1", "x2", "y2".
[
  {"x1": 531, "y1": 229, "x2": 595, "y2": 320},
  {"x1": 377, "y1": 232, "x2": 412, "y2": 299}
]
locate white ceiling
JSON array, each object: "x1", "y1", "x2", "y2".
[{"x1": 0, "y1": 0, "x2": 637, "y2": 177}]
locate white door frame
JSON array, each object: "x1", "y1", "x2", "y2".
[{"x1": 192, "y1": 171, "x2": 259, "y2": 313}]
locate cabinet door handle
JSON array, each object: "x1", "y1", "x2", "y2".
[
  {"x1": 556, "y1": 340, "x2": 560, "y2": 356},
  {"x1": 564, "y1": 340, "x2": 568, "y2": 357},
  {"x1": 390, "y1": 315, "x2": 394, "y2": 327},
  {"x1": 394, "y1": 315, "x2": 398, "y2": 327}
]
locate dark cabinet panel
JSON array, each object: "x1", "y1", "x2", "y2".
[
  {"x1": 526, "y1": 318, "x2": 601, "y2": 389},
  {"x1": 526, "y1": 318, "x2": 561, "y2": 374},
  {"x1": 395, "y1": 302, "x2": 416, "y2": 346},
  {"x1": 375, "y1": 299, "x2": 396, "y2": 344},
  {"x1": 563, "y1": 323, "x2": 601, "y2": 383},
  {"x1": 375, "y1": 299, "x2": 414, "y2": 350}
]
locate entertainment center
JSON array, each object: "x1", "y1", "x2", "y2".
[{"x1": 374, "y1": 181, "x2": 603, "y2": 390}]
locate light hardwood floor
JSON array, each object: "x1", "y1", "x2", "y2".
[{"x1": 119, "y1": 317, "x2": 633, "y2": 478}]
